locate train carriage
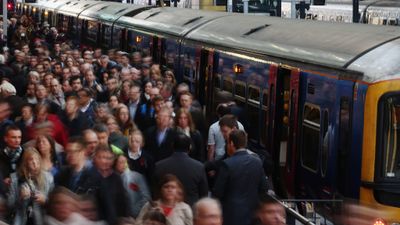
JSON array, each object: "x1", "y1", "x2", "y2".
[{"x1": 20, "y1": 1, "x2": 400, "y2": 223}]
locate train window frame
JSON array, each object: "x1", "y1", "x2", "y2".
[
  {"x1": 248, "y1": 85, "x2": 261, "y2": 105},
  {"x1": 234, "y1": 81, "x2": 246, "y2": 102},
  {"x1": 222, "y1": 76, "x2": 233, "y2": 93},
  {"x1": 301, "y1": 103, "x2": 321, "y2": 173},
  {"x1": 321, "y1": 110, "x2": 329, "y2": 177},
  {"x1": 214, "y1": 74, "x2": 222, "y2": 90},
  {"x1": 262, "y1": 89, "x2": 268, "y2": 110}
]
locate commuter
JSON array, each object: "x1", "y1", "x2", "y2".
[
  {"x1": 105, "y1": 116, "x2": 130, "y2": 153},
  {"x1": 35, "y1": 83, "x2": 61, "y2": 114},
  {"x1": 174, "y1": 108, "x2": 204, "y2": 162},
  {"x1": 136, "y1": 174, "x2": 192, "y2": 225},
  {"x1": 138, "y1": 209, "x2": 167, "y2": 225},
  {"x1": 115, "y1": 105, "x2": 138, "y2": 137},
  {"x1": 91, "y1": 145, "x2": 130, "y2": 225},
  {"x1": 178, "y1": 91, "x2": 206, "y2": 137},
  {"x1": 92, "y1": 122, "x2": 125, "y2": 155},
  {"x1": 55, "y1": 137, "x2": 96, "y2": 194},
  {"x1": 114, "y1": 155, "x2": 151, "y2": 218},
  {"x1": 193, "y1": 198, "x2": 223, "y2": 225},
  {"x1": 143, "y1": 107, "x2": 176, "y2": 162},
  {"x1": 154, "y1": 132, "x2": 208, "y2": 206},
  {"x1": 15, "y1": 103, "x2": 34, "y2": 143},
  {"x1": 0, "y1": 101, "x2": 14, "y2": 147},
  {"x1": 48, "y1": 78, "x2": 66, "y2": 109},
  {"x1": 77, "y1": 88, "x2": 97, "y2": 125},
  {"x1": 213, "y1": 130, "x2": 268, "y2": 225},
  {"x1": 125, "y1": 130, "x2": 154, "y2": 186},
  {"x1": 136, "y1": 85, "x2": 158, "y2": 131},
  {"x1": 82, "y1": 129, "x2": 99, "y2": 160},
  {"x1": 1, "y1": 81, "x2": 24, "y2": 120},
  {"x1": 255, "y1": 195, "x2": 286, "y2": 225},
  {"x1": 8, "y1": 148, "x2": 54, "y2": 225},
  {"x1": 119, "y1": 80, "x2": 133, "y2": 103},
  {"x1": 0, "y1": 125, "x2": 23, "y2": 184},
  {"x1": 34, "y1": 134, "x2": 60, "y2": 175},
  {"x1": 127, "y1": 84, "x2": 142, "y2": 124}
]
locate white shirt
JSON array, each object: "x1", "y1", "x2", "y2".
[{"x1": 207, "y1": 120, "x2": 244, "y2": 160}]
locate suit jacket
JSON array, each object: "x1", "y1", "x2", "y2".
[
  {"x1": 154, "y1": 152, "x2": 208, "y2": 206},
  {"x1": 143, "y1": 126, "x2": 176, "y2": 163},
  {"x1": 213, "y1": 150, "x2": 268, "y2": 225},
  {"x1": 55, "y1": 166, "x2": 99, "y2": 195}
]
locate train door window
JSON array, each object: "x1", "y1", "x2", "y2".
[
  {"x1": 222, "y1": 77, "x2": 233, "y2": 93},
  {"x1": 214, "y1": 74, "x2": 221, "y2": 91},
  {"x1": 321, "y1": 110, "x2": 329, "y2": 177},
  {"x1": 164, "y1": 39, "x2": 179, "y2": 71},
  {"x1": 261, "y1": 89, "x2": 269, "y2": 147},
  {"x1": 102, "y1": 24, "x2": 112, "y2": 49},
  {"x1": 337, "y1": 97, "x2": 351, "y2": 194},
  {"x1": 248, "y1": 85, "x2": 261, "y2": 141},
  {"x1": 86, "y1": 20, "x2": 98, "y2": 45},
  {"x1": 112, "y1": 26, "x2": 123, "y2": 49},
  {"x1": 301, "y1": 104, "x2": 321, "y2": 172},
  {"x1": 235, "y1": 81, "x2": 246, "y2": 102}
]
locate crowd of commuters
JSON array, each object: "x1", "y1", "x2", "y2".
[{"x1": 0, "y1": 14, "x2": 286, "y2": 225}]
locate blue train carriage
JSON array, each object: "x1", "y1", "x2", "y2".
[
  {"x1": 116, "y1": 7, "x2": 228, "y2": 89},
  {"x1": 185, "y1": 15, "x2": 400, "y2": 223}
]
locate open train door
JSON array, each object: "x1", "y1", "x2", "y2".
[{"x1": 268, "y1": 65, "x2": 300, "y2": 197}]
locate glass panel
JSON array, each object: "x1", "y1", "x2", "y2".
[
  {"x1": 235, "y1": 82, "x2": 246, "y2": 99},
  {"x1": 321, "y1": 110, "x2": 329, "y2": 177},
  {"x1": 223, "y1": 78, "x2": 233, "y2": 93},
  {"x1": 381, "y1": 95, "x2": 400, "y2": 179},
  {"x1": 249, "y1": 86, "x2": 260, "y2": 103},
  {"x1": 112, "y1": 27, "x2": 122, "y2": 49},
  {"x1": 301, "y1": 105, "x2": 320, "y2": 171},
  {"x1": 87, "y1": 21, "x2": 98, "y2": 44}
]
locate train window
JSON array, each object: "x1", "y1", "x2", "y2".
[
  {"x1": 86, "y1": 20, "x2": 98, "y2": 45},
  {"x1": 248, "y1": 85, "x2": 260, "y2": 104},
  {"x1": 214, "y1": 75, "x2": 221, "y2": 90},
  {"x1": 112, "y1": 26, "x2": 123, "y2": 49},
  {"x1": 337, "y1": 97, "x2": 351, "y2": 194},
  {"x1": 301, "y1": 104, "x2": 321, "y2": 172},
  {"x1": 235, "y1": 81, "x2": 246, "y2": 101},
  {"x1": 102, "y1": 25, "x2": 112, "y2": 49},
  {"x1": 262, "y1": 90, "x2": 268, "y2": 109},
  {"x1": 321, "y1": 110, "x2": 329, "y2": 177},
  {"x1": 222, "y1": 77, "x2": 233, "y2": 93}
]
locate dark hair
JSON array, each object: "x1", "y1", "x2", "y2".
[
  {"x1": 219, "y1": 114, "x2": 238, "y2": 129},
  {"x1": 36, "y1": 134, "x2": 58, "y2": 166},
  {"x1": 142, "y1": 209, "x2": 167, "y2": 225},
  {"x1": 67, "y1": 136, "x2": 86, "y2": 149},
  {"x1": 157, "y1": 174, "x2": 184, "y2": 201},
  {"x1": 228, "y1": 129, "x2": 247, "y2": 149},
  {"x1": 92, "y1": 123, "x2": 109, "y2": 134},
  {"x1": 46, "y1": 187, "x2": 78, "y2": 216},
  {"x1": 77, "y1": 87, "x2": 93, "y2": 98},
  {"x1": 173, "y1": 132, "x2": 191, "y2": 152},
  {"x1": 4, "y1": 124, "x2": 21, "y2": 136},
  {"x1": 69, "y1": 76, "x2": 81, "y2": 86},
  {"x1": 216, "y1": 103, "x2": 231, "y2": 118},
  {"x1": 94, "y1": 144, "x2": 115, "y2": 159}
]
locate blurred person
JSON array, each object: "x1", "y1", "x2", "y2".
[
  {"x1": 61, "y1": 79, "x2": 72, "y2": 94},
  {"x1": 114, "y1": 155, "x2": 151, "y2": 218},
  {"x1": 98, "y1": 77, "x2": 119, "y2": 103},
  {"x1": 163, "y1": 70, "x2": 176, "y2": 88},
  {"x1": 35, "y1": 83, "x2": 61, "y2": 114},
  {"x1": 43, "y1": 73, "x2": 55, "y2": 90},
  {"x1": 115, "y1": 105, "x2": 137, "y2": 137},
  {"x1": 15, "y1": 104, "x2": 34, "y2": 143},
  {"x1": 79, "y1": 195, "x2": 103, "y2": 222},
  {"x1": 70, "y1": 66, "x2": 80, "y2": 77},
  {"x1": 139, "y1": 209, "x2": 167, "y2": 225},
  {"x1": 27, "y1": 71, "x2": 40, "y2": 85},
  {"x1": 0, "y1": 125, "x2": 23, "y2": 185},
  {"x1": 1, "y1": 81, "x2": 24, "y2": 120},
  {"x1": 136, "y1": 86, "x2": 159, "y2": 130},
  {"x1": 141, "y1": 64, "x2": 151, "y2": 80},
  {"x1": 77, "y1": 88, "x2": 97, "y2": 125},
  {"x1": 131, "y1": 52, "x2": 142, "y2": 69},
  {"x1": 119, "y1": 80, "x2": 132, "y2": 104},
  {"x1": 93, "y1": 103, "x2": 111, "y2": 124},
  {"x1": 69, "y1": 76, "x2": 83, "y2": 93},
  {"x1": 35, "y1": 135, "x2": 60, "y2": 175},
  {"x1": 175, "y1": 83, "x2": 201, "y2": 109},
  {"x1": 160, "y1": 82, "x2": 174, "y2": 103},
  {"x1": 130, "y1": 67, "x2": 141, "y2": 81},
  {"x1": 62, "y1": 68, "x2": 72, "y2": 81},
  {"x1": 108, "y1": 95, "x2": 120, "y2": 113},
  {"x1": 136, "y1": 174, "x2": 192, "y2": 225},
  {"x1": 83, "y1": 70, "x2": 103, "y2": 97},
  {"x1": 179, "y1": 92, "x2": 205, "y2": 137},
  {"x1": 213, "y1": 130, "x2": 268, "y2": 225},
  {"x1": 193, "y1": 198, "x2": 223, "y2": 225},
  {"x1": 255, "y1": 196, "x2": 286, "y2": 225},
  {"x1": 175, "y1": 108, "x2": 204, "y2": 162},
  {"x1": 92, "y1": 122, "x2": 125, "y2": 155},
  {"x1": 0, "y1": 101, "x2": 14, "y2": 142},
  {"x1": 59, "y1": 96, "x2": 92, "y2": 136},
  {"x1": 64, "y1": 57, "x2": 75, "y2": 69},
  {"x1": 143, "y1": 107, "x2": 176, "y2": 162},
  {"x1": 154, "y1": 132, "x2": 208, "y2": 206},
  {"x1": 82, "y1": 129, "x2": 99, "y2": 160},
  {"x1": 8, "y1": 148, "x2": 54, "y2": 225},
  {"x1": 127, "y1": 84, "x2": 142, "y2": 123},
  {"x1": 120, "y1": 53, "x2": 131, "y2": 70},
  {"x1": 53, "y1": 62, "x2": 63, "y2": 78},
  {"x1": 48, "y1": 78, "x2": 66, "y2": 109},
  {"x1": 91, "y1": 145, "x2": 130, "y2": 225},
  {"x1": 125, "y1": 130, "x2": 154, "y2": 188}
]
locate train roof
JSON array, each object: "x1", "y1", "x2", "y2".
[
  {"x1": 186, "y1": 15, "x2": 400, "y2": 73},
  {"x1": 117, "y1": 7, "x2": 229, "y2": 37},
  {"x1": 79, "y1": 2, "x2": 151, "y2": 24},
  {"x1": 33, "y1": 0, "x2": 79, "y2": 11},
  {"x1": 57, "y1": 1, "x2": 102, "y2": 17}
]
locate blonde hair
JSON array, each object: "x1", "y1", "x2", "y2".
[{"x1": 18, "y1": 147, "x2": 46, "y2": 191}]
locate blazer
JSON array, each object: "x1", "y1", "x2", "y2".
[
  {"x1": 213, "y1": 150, "x2": 268, "y2": 225},
  {"x1": 143, "y1": 126, "x2": 177, "y2": 163},
  {"x1": 154, "y1": 152, "x2": 208, "y2": 206}
]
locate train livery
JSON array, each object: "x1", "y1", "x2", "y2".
[{"x1": 17, "y1": 0, "x2": 400, "y2": 223}]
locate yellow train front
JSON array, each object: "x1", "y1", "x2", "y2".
[{"x1": 17, "y1": 0, "x2": 400, "y2": 223}]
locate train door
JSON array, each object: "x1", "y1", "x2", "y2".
[
  {"x1": 268, "y1": 65, "x2": 300, "y2": 197},
  {"x1": 195, "y1": 49, "x2": 211, "y2": 106}
]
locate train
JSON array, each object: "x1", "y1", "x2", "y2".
[{"x1": 17, "y1": 0, "x2": 400, "y2": 223}]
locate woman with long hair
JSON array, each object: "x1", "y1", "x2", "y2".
[
  {"x1": 115, "y1": 105, "x2": 137, "y2": 137},
  {"x1": 135, "y1": 174, "x2": 192, "y2": 225},
  {"x1": 35, "y1": 135, "x2": 60, "y2": 175},
  {"x1": 174, "y1": 108, "x2": 204, "y2": 162},
  {"x1": 8, "y1": 148, "x2": 54, "y2": 225}
]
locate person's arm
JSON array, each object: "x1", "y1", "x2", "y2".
[
  {"x1": 212, "y1": 162, "x2": 229, "y2": 199},
  {"x1": 207, "y1": 145, "x2": 215, "y2": 161}
]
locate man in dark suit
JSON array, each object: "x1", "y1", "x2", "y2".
[
  {"x1": 144, "y1": 107, "x2": 176, "y2": 162},
  {"x1": 154, "y1": 132, "x2": 208, "y2": 206},
  {"x1": 0, "y1": 125, "x2": 23, "y2": 185},
  {"x1": 213, "y1": 130, "x2": 268, "y2": 225}
]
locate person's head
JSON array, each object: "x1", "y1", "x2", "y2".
[
  {"x1": 50, "y1": 78, "x2": 62, "y2": 94},
  {"x1": 62, "y1": 67, "x2": 71, "y2": 80},
  {"x1": 65, "y1": 136, "x2": 86, "y2": 168},
  {"x1": 160, "y1": 82, "x2": 173, "y2": 100},
  {"x1": 216, "y1": 103, "x2": 231, "y2": 118},
  {"x1": 70, "y1": 76, "x2": 82, "y2": 92},
  {"x1": 70, "y1": 66, "x2": 80, "y2": 77},
  {"x1": 108, "y1": 95, "x2": 120, "y2": 110},
  {"x1": 156, "y1": 107, "x2": 171, "y2": 130},
  {"x1": 19, "y1": 147, "x2": 42, "y2": 178},
  {"x1": 158, "y1": 174, "x2": 184, "y2": 203},
  {"x1": 47, "y1": 187, "x2": 79, "y2": 222},
  {"x1": 149, "y1": 87, "x2": 160, "y2": 101},
  {"x1": 193, "y1": 198, "x2": 223, "y2": 225},
  {"x1": 29, "y1": 56, "x2": 38, "y2": 67},
  {"x1": 35, "y1": 134, "x2": 56, "y2": 162},
  {"x1": 175, "y1": 108, "x2": 194, "y2": 131},
  {"x1": 92, "y1": 123, "x2": 110, "y2": 145},
  {"x1": 53, "y1": 62, "x2": 63, "y2": 75},
  {"x1": 77, "y1": 88, "x2": 92, "y2": 106},
  {"x1": 179, "y1": 91, "x2": 193, "y2": 109},
  {"x1": 62, "y1": 79, "x2": 72, "y2": 93},
  {"x1": 79, "y1": 194, "x2": 99, "y2": 221},
  {"x1": 65, "y1": 96, "x2": 79, "y2": 116},
  {"x1": 129, "y1": 84, "x2": 141, "y2": 102},
  {"x1": 176, "y1": 83, "x2": 190, "y2": 95},
  {"x1": 131, "y1": 67, "x2": 141, "y2": 81},
  {"x1": 121, "y1": 68, "x2": 132, "y2": 81},
  {"x1": 28, "y1": 71, "x2": 40, "y2": 84},
  {"x1": 82, "y1": 129, "x2": 99, "y2": 157},
  {"x1": 0, "y1": 101, "x2": 10, "y2": 122},
  {"x1": 152, "y1": 95, "x2": 165, "y2": 113},
  {"x1": 42, "y1": 58, "x2": 51, "y2": 72},
  {"x1": 142, "y1": 209, "x2": 167, "y2": 225},
  {"x1": 34, "y1": 103, "x2": 50, "y2": 122},
  {"x1": 84, "y1": 70, "x2": 96, "y2": 83},
  {"x1": 116, "y1": 105, "x2": 130, "y2": 125},
  {"x1": 4, "y1": 125, "x2": 22, "y2": 149},
  {"x1": 227, "y1": 130, "x2": 247, "y2": 155},
  {"x1": 143, "y1": 80, "x2": 153, "y2": 95},
  {"x1": 164, "y1": 70, "x2": 176, "y2": 86},
  {"x1": 173, "y1": 132, "x2": 191, "y2": 153},
  {"x1": 21, "y1": 104, "x2": 33, "y2": 122},
  {"x1": 219, "y1": 114, "x2": 239, "y2": 141},
  {"x1": 94, "y1": 104, "x2": 111, "y2": 122},
  {"x1": 93, "y1": 145, "x2": 115, "y2": 174},
  {"x1": 114, "y1": 154, "x2": 128, "y2": 174},
  {"x1": 257, "y1": 196, "x2": 286, "y2": 225},
  {"x1": 35, "y1": 83, "x2": 48, "y2": 100},
  {"x1": 107, "y1": 77, "x2": 118, "y2": 92}
]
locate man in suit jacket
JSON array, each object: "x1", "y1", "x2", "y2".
[
  {"x1": 154, "y1": 132, "x2": 208, "y2": 206},
  {"x1": 213, "y1": 130, "x2": 268, "y2": 225},
  {"x1": 144, "y1": 107, "x2": 176, "y2": 162}
]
